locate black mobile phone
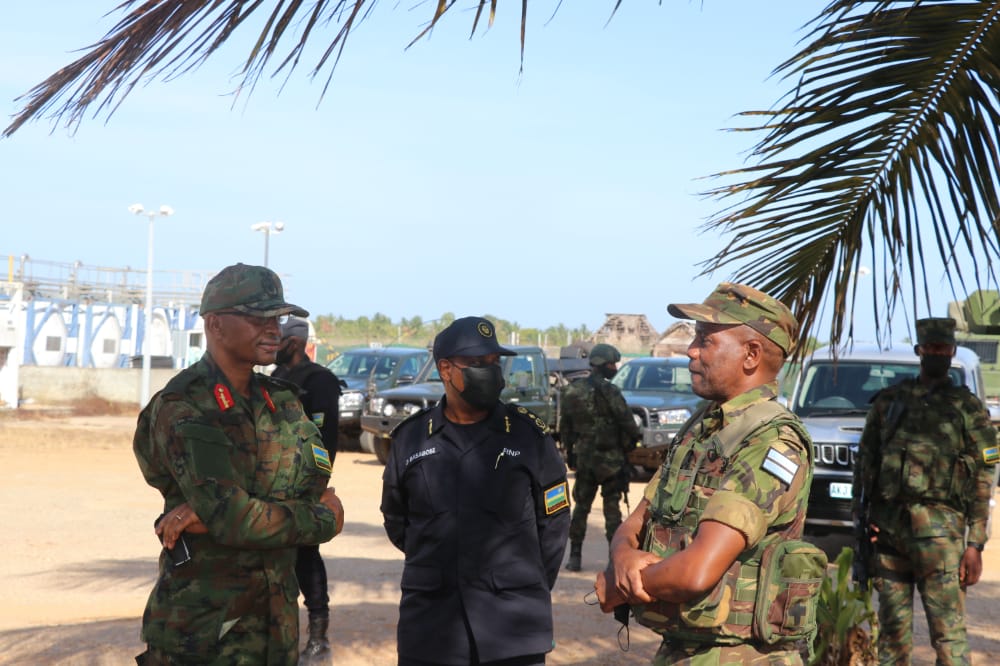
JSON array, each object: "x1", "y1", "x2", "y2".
[{"x1": 154, "y1": 515, "x2": 193, "y2": 567}]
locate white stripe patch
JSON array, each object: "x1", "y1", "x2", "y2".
[{"x1": 761, "y1": 447, "x2": 798, "y2": 486}]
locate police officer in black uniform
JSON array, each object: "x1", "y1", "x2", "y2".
[
  {"x1": 380, "y1": 316, "x2": 571, "y2": 666},
  {"x1": 272, "y1": 316, "x2": 343, "y2": 661}
]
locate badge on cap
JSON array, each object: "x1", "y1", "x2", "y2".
[{"x1": 478, "y1": 321, "x2": 493, "y2": 338}]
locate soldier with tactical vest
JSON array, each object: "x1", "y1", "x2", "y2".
[
  {"x1": 596, "y1": 283, "x2": 825, "y2": 665},
  {"x1": 853, "y1": 317, "x2": 998, "y2": 665},
  {"x1": 560, "y1": 342, "x2": 642, "y2": 572},
  {"x1": 272, "y1": 315, "x2": 344, "y2": 662},
  {"x1": 133, "y1": 263, "x2": 345, "y2": 665}
]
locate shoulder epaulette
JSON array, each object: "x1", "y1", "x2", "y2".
[
  {"x1": 162, "y1": 367, "x2": 201, "y2": 396},
  {"x1": 262, "y1": 372, "x2": 302, "y2": 396},
  {"x1": 506, "y1": 403, "x2": 551, "y2": 435}
]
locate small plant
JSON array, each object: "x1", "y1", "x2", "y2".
[{"x1": 811, "y1": 546, "x2": 878, "y2": 665}]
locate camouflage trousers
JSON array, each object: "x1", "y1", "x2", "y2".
[
  {"x1": 652, "y1": 640, "x2": 802, "y2": 665},
  {"x1": 874, "y1": 536, "x2": 969, "y2": 666},
  {"x1": 569, "y1": 462, "x2": 624, "y2": 544}
]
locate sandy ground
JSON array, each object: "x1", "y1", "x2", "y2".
[{"x1": 0, "y1": 411, "x2": 998, "y2": 665}]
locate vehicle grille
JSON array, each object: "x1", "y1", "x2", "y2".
[{"x1": 812, "y1": 442, "x2": 856, "y2": 469}]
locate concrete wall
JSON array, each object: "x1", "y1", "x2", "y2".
[{"x1": 19, "y1": 365, "x2": 178, "y2": 406}]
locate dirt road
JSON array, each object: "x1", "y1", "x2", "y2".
[{"x1": 0, "y1": 412, "x2": 998, "y2": 665}]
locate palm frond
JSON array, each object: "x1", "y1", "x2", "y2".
[
  {"x1": 702, "y1": 0, "x2": 1000, "y2": 356},
  {"x1": 2, "y1": 0, "x2": 534, "y2": 136}
]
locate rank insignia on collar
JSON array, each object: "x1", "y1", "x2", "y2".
[
  {"x1": 214, "y1": 384, "x2": 234, "y2": 411},
  {"x1": 262, "y1": 388, "x2": 276, "y2": 412},
  {"x1": 311, "y1": 443, "x2": 332, "y2": 473},
  {"x1": 544, "y1": 481, "x2": 569, "y2": 515}
]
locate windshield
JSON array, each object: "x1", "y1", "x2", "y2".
[
  {"x1": 793, "y1": 361, "x2": 964, "y2": 416},
  {"x1": 612, "y1": 361, "x2": 694, "y2": 393}
]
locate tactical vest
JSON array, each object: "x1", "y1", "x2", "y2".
[
  {"x1": 631, "y1": 400, "x2": 826, "y2": 648},
  {"x1": 876, "y1": 386, "x2": 977, "y2": 510}
]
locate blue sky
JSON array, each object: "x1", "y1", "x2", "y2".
[{"x1": 3, "y1": 1, "x2": 866, "y2": 336}]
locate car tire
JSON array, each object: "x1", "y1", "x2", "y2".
[
  {"x1": 359, "y1": 431, "x2": 376, "y2": 454},
  {"x1": 374, "y1": 437, "x2": 392, "y2": 465}
]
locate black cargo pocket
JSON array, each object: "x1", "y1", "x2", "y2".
[
  {"x1": 177, "y1": 423, "x2": 233, "y2": 481},
  {"x1": 490, "y1": 561, "x2": 544, "y2": 593},
  {"x1": 401, "y1": 565, "x2": 443, "y2": 592}
]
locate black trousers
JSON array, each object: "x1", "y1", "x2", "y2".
[{"x1": 295, "y1": 544, "x2": 329, "y2": 618}]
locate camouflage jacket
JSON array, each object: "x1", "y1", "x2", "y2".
[
  {"x1": 559, "y1": 370, "x2": 642, "y2": 461},
  {"x1": 133, "y1": 352, "x2": 338, "y2": 661},
  {"x1": 853, "y1": 377, "x2": 998, "y2": 544},
  {"x1": 634, "y1": 382, "x2": 814, "y2": 644}
]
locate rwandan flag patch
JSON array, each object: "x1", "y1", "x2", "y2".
[
  {"x1": 544, "y1": 482, "x2": 569, "y2": 515},
  {"x1": 312, "y1": 443, "x2": 332, "y2": 473},
  {"x1": 984, "y1": 446, "x2": 999, "y2": 465},
  {"x1": 311, "y1": 412, "x2": 326, "y2": 428}
]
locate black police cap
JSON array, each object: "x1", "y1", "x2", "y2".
[{"x1": 433, "y1": 316, "x2": 516, "y2": 360}]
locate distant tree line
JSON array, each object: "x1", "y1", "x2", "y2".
[{"x1": 312, "y1": 313, "x2": 593, "y2": 352}]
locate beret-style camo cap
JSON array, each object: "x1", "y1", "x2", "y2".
[
  {"x1": 199, "y1": 263, "x2": 308, "y2": 318},
  {"x1": 668, "y1": 282, "x2": 798, "y2": 354},
  {"x1": 915, "y1": 317, "x2": 956, "y2": 345}
]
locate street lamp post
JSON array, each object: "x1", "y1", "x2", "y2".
[
  {"x1": 251, "y1": 221, "x2": 285, "y2": 267},
  {"x1": 129, "y1": 203, "x2": 175, "y2": 407}
]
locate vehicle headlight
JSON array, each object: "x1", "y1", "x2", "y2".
[
  {"x1": 633, "y1": 413, "x2": 644, "y2": 429},
  {"x1": 654, "y1": 408, "x2": 691, "y2": 425},
  {"x1": 368, "y1": 397, "x2": 385, "y2": 415},
  {"x1": 382, "y1": 403, "x2": 396, "y2": 417},
  {"x1": 402, "y1": 403, "x2": 422, "y2": 416},
  {"x1": 339, "y1": 391, "x2": 363, "y2": 410}
]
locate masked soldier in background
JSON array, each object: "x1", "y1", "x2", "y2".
[
  {"x1": 560, "y1": 343, "x2": 642, "y2": 572},
  {"x1": 853, "y1": 317, "x2": 998, "y2": 665},
  {"x1": 272, "y1": 316, "x2": 344, "y2": 661}
]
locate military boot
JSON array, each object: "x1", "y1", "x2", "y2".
[
  {"x1": 300, "y1": 614, "x2": 331, "y2": 662},
  {"x1": 565, "y1": 542, "x2": 582, "y2": 571}
]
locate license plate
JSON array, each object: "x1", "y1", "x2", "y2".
[{"x1": 829, "y1": 482, "x2": 852, "y2": 499}]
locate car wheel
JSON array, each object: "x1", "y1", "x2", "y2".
[
  {"x1": 359, "y1": 431, "x2": 376, "y2": 454},
  {"x1": 374, "y1": 436, "x2": 392, "y2": 465}
]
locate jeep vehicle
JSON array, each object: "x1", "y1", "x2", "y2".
[
  {"x1": 360, "y1": 346, "x2": 553, "y2": 463},
  {"x1": 789, "y1": 344, "x2": 986, "y2": 535},
  {"x1": 614, "y1": 356, "x2": 708, "y2": 473},
  {"x1": 325, "y1": 346, "x2": 431, "y2": 447}
]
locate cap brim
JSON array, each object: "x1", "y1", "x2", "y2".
[
  {"x1": 448, "y1": 343, "x2": 517, "y2": 357},
  {"x1": 236, "y1": 303, "x2": 310, "y2": 318},
  {"x1": 667, "y1": 303, "x2": 743, "y2": 325}
]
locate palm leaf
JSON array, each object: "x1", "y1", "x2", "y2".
[{"x1": 702, "y1": 0, "x2": 1000, "y2": 356}]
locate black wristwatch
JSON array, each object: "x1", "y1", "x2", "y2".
[{"x1": 968, "y1": 542, "x2": 985, "y2": 552}]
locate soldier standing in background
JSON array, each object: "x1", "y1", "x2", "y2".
[
  {"x1": 560, "y1": 343, "x2": 642, "y2": 572},
  {"x1": 272, "y1": 315, "x2": 344, "y2": 661},
  {"x1": 854, "y1": 317, "x2": 998, "y2": 665},
  {"x1": 133, "y1": 263, "x2": 344, "y2": 664}
]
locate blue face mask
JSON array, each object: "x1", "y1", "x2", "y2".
[{"x1": 459, "y1": 364, "x2": 505, "y2": 409}]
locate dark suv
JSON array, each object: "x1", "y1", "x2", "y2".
[
  {"x1": 789, "y1": 344, "x2": 985, "y2": 535},
  {"x1": 325, "y1": 346, "x2": 431, "y2": 447},
  {"x1": 613, "y1": 356, "x2": 707, "y2": 473}
]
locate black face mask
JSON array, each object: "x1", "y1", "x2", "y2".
[
  {"x1": 458, "y1": 365, "x2": 505, "y2": 409},
  {"x1": 921, "y1": 354, "x2": 951, "y2": 379},
  {"x1": 598, "y1": 364, "x2": 617, "y2": 380},
  {"x1": 275, "y1": 339, "x2": 296, "y2": 367}
]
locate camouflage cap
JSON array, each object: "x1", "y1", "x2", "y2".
[
  {"x1": 915, "y1": 317, "x2": 956, "y2": 345},
  {"x1": 199, "y1": 263, "x2": 308, "y2": 318},
  {"x1": 667, "y1": 282, "x2": 798, "y2": 354},
  {"x1": 433, "y1": 316, "x2": 516, "y2": 360},
  {"x1": 588, "y1": 343, "x2": 621, "y2": 366}
]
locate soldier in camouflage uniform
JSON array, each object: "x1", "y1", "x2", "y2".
[
  {"x1": 597, "y1": 283, "x2": 824, "y2": 665},
  {"x1": 560, "y1": 343, "x2": 642, "y2": 571},
  {"x1": 133, "y1": 263, "x2": 345, "y2": 665},
  {"x1": 853, "y1": 317, "x2": 998, "y2": 665}
]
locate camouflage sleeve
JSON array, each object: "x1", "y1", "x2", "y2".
[
  {"x1": 558, "y1": 386, "x2": 577, "y2": 447},
  {"x1": 962, "y1": 394, "x2": 998, "y2": 544},
  {"x1": 149, "y1": 396, "x2": 338, "y2": 549},
  {"x1": 605, "y1": 383, "x2": 642, "y2": 442},
  {"x1": 701, "y1": 423, "x2": 810, "y2": 548}
]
